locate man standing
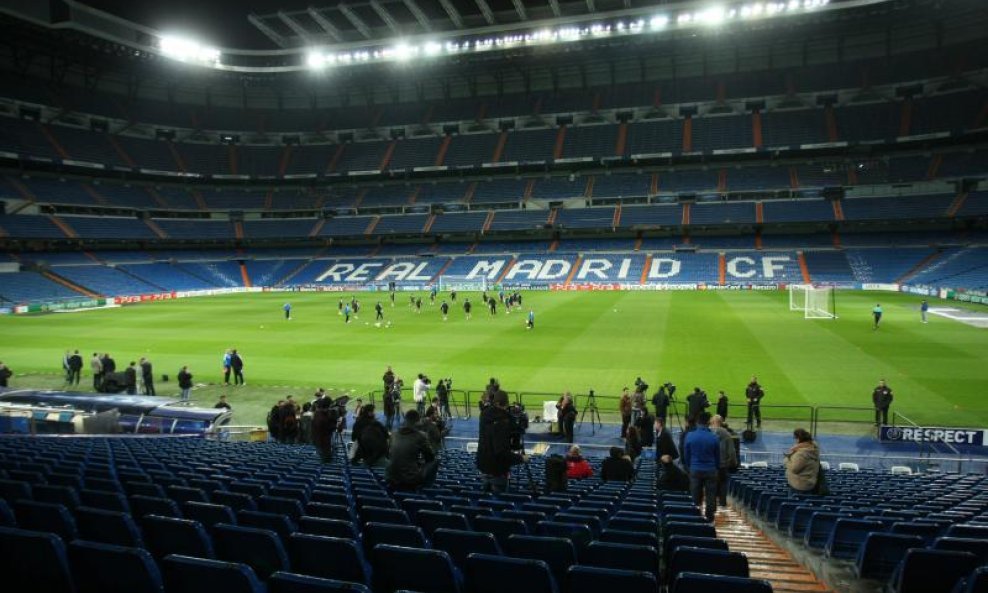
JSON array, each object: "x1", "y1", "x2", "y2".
[
  {"x1": 67, "y1": 350, "x2": 83, "y2": 386},
  {"x1": 710, "y1": 415, "x2": 738, "y2": 508},
  {"x1": 488, "y1": 297, "x2": 497, "y2": 317},
  {"x1": 619, "y1": 388, "x2": 632, "y2": 438},
  {"x1": 375, "y1": 302, "x2": 384, "y2": 322},
  {"x1": 476, "y1": 390, "x2": 528, "y2": 494},
  {"x1": 386, "y1": 410, "x2": 439, "y2": 490},
  {"x1": 222, "y1": 350, "x2": 232, "y2": 385},
  {"x1": 177, "y1": 366, "x2": 193, "y2": 401},
  {"x1": 413, "y1": 374, "x2": 430, "y2": 416},
  {"x1": 683, "y1": 412, "x2": 720, "y2": 522},
  {"x1": 440, "y1": 300, "x2": 450, "y2": 321},
  {"x1": 90, "y1": 353, "x2": 103, "y2": 391},
  {"x1": 652, "y1": 384, "x2": 671, "y2": 423},
  {"x1": 527, "y1": 309, "x2": 535, "y2": 329},
  {"x1": 686, "y1": 388, "x2": 709, "y2": 424},
  {"x1": 557, "y1": 393, "x2": 577, "y2": 444},
  {"x1": 464, "y1": 298, "x2": 472, "y2": 320},
  {"x1": 124, "y1": 362, "x2": 138, "y2": 395},
  {"x1": 745, "y1": 376, "x2": 764, "y2": 429},
  {"x1": 920, "y1": 300, "x2": 929, "y2": 324},
  {"x1": 873, "y1": 303, "x2": 883, "y2": 330},
  {"x1": 283, "y1": 302, "x2": 292, "y2": 320},
  {"x1": 140, "y1": 357, "x2": 155, "y2": 396},
  {"x1": 101, "y1": 353, "x2": 116, "y2": 376},
  {"x1": 230, "y1": 349, "x2": 245, "y2": 386},
  {"x1": 872, "y1": 379, "x2": 893, "y2": 427},
  {"x1": 716, "y1": 391, "x2": 729, "y2": 420}
]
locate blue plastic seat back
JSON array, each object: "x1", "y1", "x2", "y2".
[
  {"x1": 305, "y1": 502, "x2": 352, "y2": 522},
  {"x1": 473, "y1": 516, "x2": 529, "y2": 548},
  {"x1": 68, "y1": 540, "x2": 162, "y2": 593},
  {"x1": 664, "y1": 521, "x2": 716, "y2": 540},
  {"x1": 373, "y1": 544, "x2": 462, "y2": 593},
  {"x1": 504, "y1": 534, "x2": 576, "y2": 585},
  {"x1": 130, "y1": 495, "x2": 181, "y2": 519},
  {"x1": 80, "y1": 489, "x2": 130, "y2": 513},
  {"x1": 890, "y1": 549, "x2": 980, "y2": 593},
  {"x1": 584, "y1": 541, "x2": 659, "y2": 576},
  {"x1": 0, "y1": 526, "x2": 74, "y2": 593},
  {"x1": 259, "y1": 495, "x2": 305, "y2": 521},
  {"x1": 298, "y1": 516, "x2": 360, "y2": 539},
  {"x1": 955, "y1": 566, "x2": 988, "y2": 593},
  {"x1": 13, "y1": 500, "x2": 78, "y2": 542},
  {"x1": 609, "y1": 517, "x2": 658, "y2": 533},
  {"x1": 932, "y1": 537, "x2": 988, "y2": 564},
  {"x1": 854, "y1": 533, "x2": 924, "y2": 580},
  {"x1": 890, "y1": 522, "x2": 942, "y2": 545},
  {"x1": 162, "y1": 554, "x2": 265, "y2": 593},
  {"x1": 568, "y1": 565, "x2": 657, "y2": 593},
  {"x1": 535, "y1": 521, "x2": 594, "y2": 552},
  {"x1": 0, "y1": 478, "x2": 33, "y2": 501},
  {"x1": 416, "y1": 510, "x2": 471, "y2": 536},
  {"x1": 214, "y1": 523, "x2": 290, "y2": 579},
  {"x1": 600, "y1": 528, "x2": 659, "y2": 549},
  {"x1": 945, "y1": 524, "x2": 988, "y2": 540},
  {"x1": 364, "y1": 522, "x2": 429, "y2": 554},
  {"x1": 287, "y1": 533, "x2": 371, "y2": 586},
  {"x1": 268, "y1": 571, "x2": 372, "y2": 593},
  {"x1": 0, "y1": 499, "x2": 15, "y2": 527},
  {"x1": 824, "y1": 519, "x2": 885, "y2": 559},
  {"x1": 668, "y1": 547, "x2": 750, "y2": 582},
  {"x1": 182, "y1": 502, "x2": 236, "y2": 534},
  {"x1": 238, "y1": 509, "x2": 297, "y2": 541},
  {"x1": 211, "y1": 490, "x2": 258, "y2": 512},
  {"x1": 804, "y1": 512, "x2": 846, "y2": 549},
  {"x1": 76, "y1": 506, "x2": 143, "y2": 548},
  {"x1": 361, "y1": 506, "x2": 411, "y2": 526},
  {"x1": 432, "y1": 528, "x2": 502, "y2": 571},
  {"x1": 33, "y1": 484, "x2": 82, "y2": 509},
  {"x1": 143, "y1": 514, "x2": 215, "y2": 560},
  {"x1": 464, "y1": 552, "x2": 555, "y2": 593},
  {"x1": 665, "y1": 535, "x2": 729, "y2": 562},
  {"x1": 671, "y1": 571, "x2": 773, "y2": 593}
]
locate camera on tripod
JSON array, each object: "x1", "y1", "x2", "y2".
[
  {"x1": 634, "y1": 377, "x2": 649, "y2": 394},
  {"x1": 663, "y1": 381, "x2": 677, "y2": 400}
]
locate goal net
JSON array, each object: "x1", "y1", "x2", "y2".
[
  {"x1": 789, "y1": 284, "x2": 837, "y2": 319},
  {"x1": 437, "y1": 275, "x2": 490, "y2": 292}
]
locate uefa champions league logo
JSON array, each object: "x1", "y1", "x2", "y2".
[{"x1": 885, "y1": 426, "x2": 903, "y2": 440}]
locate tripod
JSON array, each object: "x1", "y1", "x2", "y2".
[{"x1": 578, "y1": 391, "x2": 602, "y2": 436}]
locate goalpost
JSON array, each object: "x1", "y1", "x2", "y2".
[
  {"x1": 789, "y1": 284, "x2": 838, "y2": 319},
  {"x1": 437, "y1": 275, "x2": 490, "y2": 292}
]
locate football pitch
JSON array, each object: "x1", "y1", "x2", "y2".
[{"x1": 0, "y1": 290, "x2": 985, "y2": 430}]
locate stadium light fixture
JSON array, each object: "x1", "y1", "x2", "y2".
[
  {"x1": 159, "y1": 35, "x2": 221, "y2": 65},
  {"x1": 650, "y1": 15, "x2": 669, "y2": 29},
  {"x1": 306, "y1": 50, "x2": 328, "y2": 69},
  {"x1": 697, "y1": 5, "x2": 728, "y2": 25}
]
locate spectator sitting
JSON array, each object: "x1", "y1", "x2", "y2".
[
  {"x1": 784, "y1": 428, "x2": 821, "y2": 494},
  {"x1": 657, "y1": 454, "x2": 690, "y2": 492},
  {"x1": 600, "y1": 447, "x2": 635, "y2": 482},
  {"x1": 625, "y1": 425, "x2": 643, "y2": 461},
  {"x1": 565, "y1": 445, "x2": 593, "y2": 479},
  {"x1": 386, "y1": 410, "x2": 438, "y2": 491},
  {"x1": 352, "y1": 404, "x2": 390, "y2": 467}
]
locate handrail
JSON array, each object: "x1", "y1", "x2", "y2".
[
  {"x1": 811, "y1": 405, "x2": 878, "y2": 437},
  {"x1": 891, "y1": 410, "x2": 964, "y2": 472}
]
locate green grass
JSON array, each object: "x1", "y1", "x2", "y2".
[{"x1": 0, "y1": 290, "x2": 985, "y2": 429}]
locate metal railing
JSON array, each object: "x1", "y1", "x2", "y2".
[
  {"x1": 891, "y1": 410, "x2": 966, "y2": 473},
  {"x1": 811, "y1": 405, "x2": 878, "y2": 436}
]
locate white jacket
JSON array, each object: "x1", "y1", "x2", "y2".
[{"x1": 413, "y1": 379, "x2": 429, "y2": 403}]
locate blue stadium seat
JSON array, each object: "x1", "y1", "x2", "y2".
[
  {"x1": 465, "y1": 553, "x2": 556, "y2": 593},
  {"x1": 130, "y1": 495, "x2": 182, "y2": 519},
  {"x1": 553, "y1": 512, "x2": 602, "y2": 537},
  {"x1": 372, "y1": 544, "x2": 463, "y2": 593},
  {"x1": 237, "y1": 509, "x2": 296, "y2": 540},
  {"x1": 583, "y1": 541, "x2": 659, "y2": 576},
  {"x1": 80, "y1": 489, "x2": 129, "y2": 513},
  {"x1": 162, "y1": 554, "x2": 265, "y2": 593},
  {"x1": 362, "y1": 506, "x2": 411, "y2": 526},
  {"x1": 932, "y1": 537, "x2": 988, "y2": 563},
  {"x1": 600, "y1": 528, "x2": 659, "y2": 549},
  {"x1": 608, "y1": 517, "x2": 658, "y2": 533},
  {"x1": 400, "y1": 498, "x2": 444, "y2": 520},
  {"x1": 473, "y1": 516, "x2": 529, "y2": 547},
  {"x1": 824, "y1": 518, "x2": 885, "y2": 559},
  {"x1": 268, "y1": 571, "x2": 372, "y2": 593},
  {"x1": 668, "y1": 547, "x2": 750, "y2": 582},
  {"x1": 953, "y1": 566, "x2": 988, "y2": 593},
  {"x1": 214, "y1": 523, "x2": 290, "y2": 579},
  {"x1": 945, "y1": 524, "x2": 988, "y2": 540},
  {"x1": 504, "y1": 534, "x2": 577, "y2": 585},
  {"x1": 13, "y1": 500, "x2": 78, "y2": 542},
  {"x1": 0, "y1": 526, "x2": 75, "y2": 593},
  {"x1": 288, "y1": 533, "x2": 371, "y2": 585},
  {"x1": 854, "y1": 533, "x2": 925, "y2": 580},
  {"x1": 305, "y1": 503, "x2": 353, "y2": 521},
  {"x1": 432, "y1": 528, "x2": 502, "y2": 571},
  {"x1": 889, "y1": 549, "x2": 980, "y2": 593},
  {"x1": 212, "y1": 490, "x2": 258, "y2": 512},
  {"x1": 167, "y1": 485, "x2": 209, "y2": 504},
  {"x1": 664, "y1": 521, "x2": 716, "y2": 540},
  {"x1": 182, "y1": 501, "x2": 236, "y2": 533},
  {"x1": 76, "y1": 506, "x2": 143, "y2": 547},
  {"x1": 665, "y1": 535, "x2": 729, "y2": 562},
  {"x1": 68, "y1": 540, "x2": 163, "y2": 593},
  {"x1": 259, "y1": 495, "x2": 305, "y2": 521},
  {"x1": 298, "y1": 516, "x2": 360, "y2": 539},
  {"x1": 125, "y1": 482, "x2": 165, "y2": 498},
  {"x1": 804, "y1": 511, "x2": 846, "y2": 549},
  {"x1": 363, "y1": 522, "x2": 429, "y2": 553},
  {"x1": 671, "y1": 572, "x2": 773, "y2": 593},
  {"x1": 0, "y1": 479, "x2": 32, "y2": 500},
  {"x1": 567, "y1": 565, "x2": 657, "y2": 593},
  {"x1": 890, "y1": 521, "x2": 942, "y2": 545},
  {"x1": 33, "y1": 484, "x2": 82, "y2": 509},
  {"x1": 143, "y1": 514, "x2": 215, "y2": 560},
  {"x1": 416, "y1": 510, "x2": 471, "y2": 535},
  {"x1": 535, "y1": 521, "x2": 594, "y2": 552},
  {"x1": 0, "y1": 499, "x2": 15, "y2": 526}
]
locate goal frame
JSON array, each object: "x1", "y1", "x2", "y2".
[
  {"x1": 789, "y1": 284, "x2": 838, "y2": 319},
  {"x1": 437, "y1": 275, "x2": 490, "y2": 292}
]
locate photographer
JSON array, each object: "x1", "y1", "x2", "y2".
[
  {"x1": 476, "y1": 390, "x2": 528, "y2": 494},
  {"x1": 652, "y1": 383, "x2": 674, "y2": 422},
  {"x1": 311, "y1": 398, "x2": 342, "y2": 463},
  {"x1": 557, "y1": 392, "x2": 577, "y2": 444},
  {"x1": 413, "y1": 373, "x2": 431, "y2": 416},
  {"x1": 746, "y1": 376, "x2": 765, "y2": 429},
  {"x1": 386, "y1": 410, "x2": 439, "y2": 491}
]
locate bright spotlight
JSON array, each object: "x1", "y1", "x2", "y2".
[
  {"x1": 423, "y1": 42, "x2": 442, "y2": 57},
  {"x1": 392, "y1": 43, "x2": 417, "y2": 61},
  {"x1": 698, "y1": 5, "x2": 727, "y2": 25},
  {"x1": 306, "y1": 51, "x2": 327, "y2": 69},
  {"x1": 159, "y1": 35, "x2": 220, "y2": 64},
  {"x1": 650, "y1": 15, "x2": 669, "y2": 29}
]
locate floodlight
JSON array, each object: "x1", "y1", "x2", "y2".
[
  {"x1": 392, "y1": 42, "x2": 416, "y2": 61},
  {"x1": 650, "y1": 15, "x2": 669, "y2": 29},
  {"x1": 423, "y1": 42, "x2": 442, "y2": 56},
  {"x1": 698, "y1": 5, "x2": 727, "y2": 25},
  {"x1": 677, "y1": 12, "x2": 693, "y2": 25},
  {"x1": 159, "y1": 35, "x2": 220, "y2": 64},
  {"x1": 306, "y1": 51, "x2": 327, "y2": 69}
]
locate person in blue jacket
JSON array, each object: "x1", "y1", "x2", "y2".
[{"x1": 683, "y1": 411, "x2": 721, "y2": 522}]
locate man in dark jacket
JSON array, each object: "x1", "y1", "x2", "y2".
[
  {"x1": 686, "y1": 388, "x2": 709, "y2": 423},
  {"x1": 101, "y1": 353, "x2": 116, "y2": 375},
  {"x1": 177, "y1": 366, "x2": 193, "y2": 401},
  {"x1": 123, "y1": 362, "x2": 138, "y2": 395},
  {"x1": 716, "y1": 391, "x2": 729, "y2": 420},
  {"x1": 67, "y1": 350, "x2": 83, "y2": 385},
  {"x1": 386, "y1": 410, "x2": 438, "y2": 490},
  {"x1": 652, "y1": 384, "x2": 672, "y2": 422},
  {"x1": 0, "y1": 361, "x2": 12, "y2": 387},
  {"x1": 745, "y1": 376, "x2": 764, "y2": 428},
  {"x1": 311, "y1": 399, "x2": 340, "y2": 463},
  {"x1": 140, "y1": 357, "x2": 155, "y2": 396},
  {"x1": 230, "y1": 349, "x2": 245, "y2": 386},
  {"x1": 352, "y1": 404, "x2": 389, "y2": 467},
  {"x1": 476, "y1": 390, "x2": 528, "y2": 494},
  {"x1": 600, "y1": 447, "x2": 635, "y2": 482},
  {"x1": 872, "y1": 379, "x2": 893, "y2": 426},
  {"x1": 267, "y1": 401, "x2": 284, "y2": 442},
  {"x1": 683, "y1": 412, "x2": 720, "y2": 522}
]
